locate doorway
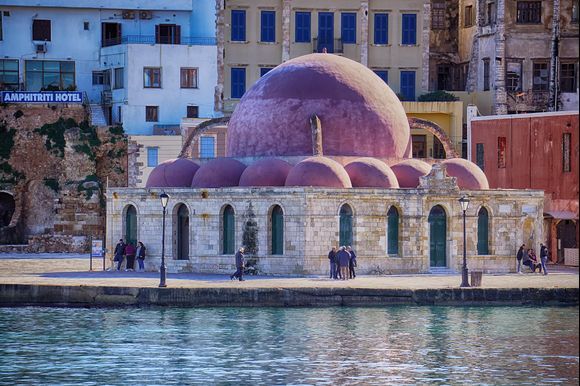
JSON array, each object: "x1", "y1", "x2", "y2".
[
  {"x1": 429, "y1": 205, "x2": 447, "y2": 267},
  {"x1": 125, "y1": 205, "x2": 137, "y2": 246},
  {"x1": 176, "y1": 204, "x2": 189, "y2": 260}
]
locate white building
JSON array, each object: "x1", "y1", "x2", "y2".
[{"x1": 0, "y1": 0, "x2": 220, "y2": 135}]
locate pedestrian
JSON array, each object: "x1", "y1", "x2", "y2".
[
  {"x1": 522, "y1": 248, "x2": 535, "y2": 272},
  {"x1": 347, "y1": 246, "x2": 357, "y2": 279},
  {"x1": 337, "y1": 246, "x2": 351, "y2": 281},
  {"x1": 540, "y1": 243, "x2": 549, "y2": 275},
  {"x1": 230, "y1": 247, "x2": 245, "y2": 281},
  {"x1": 136, "y1": 241, "x2": 146, "y2": 272},
  {"x1": 114, "y1": 238, "x2": 126, "y2": 271},
  {"x1": 124, "y1": 242, "x2": 136, "y2": 271},
  {"x1": 328, "y1": 246, "x2": 337, "y2": 279},
  {"x1": 516, "y1": 244, "x2": 525, "y2": 274}
]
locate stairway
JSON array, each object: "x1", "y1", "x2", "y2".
[
  {"x1": 89, "y1": 104, "x2": 108, "y2": 126},
  {"x1": 428, "y1": 267, "x2": 456, "y2": 275}
]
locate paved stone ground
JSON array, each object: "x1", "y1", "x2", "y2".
[{"x1": 0, "y1": 254, "x2": 578, "y2": 290}]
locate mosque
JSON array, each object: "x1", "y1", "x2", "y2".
[{"x1": 106, "y1": 54, "x2": 543, "y2": 275}]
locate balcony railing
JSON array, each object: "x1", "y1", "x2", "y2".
[
  {"x1": 102, "y1": 35, "x2": 217, "y2": 48},
  {"x1": 312, "y1": 38, "x2": 343, "y2": 54}
]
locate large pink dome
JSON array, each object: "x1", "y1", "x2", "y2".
[
  {"x1": 441, "y1": 158, "x2": 489, "y2": 190},
  {"x1": 227, "y1": 54, "x2": 411, "y2": 159},
  {"x1": 345, "y1": 158, "x2": 399, "y2": 188},
  {"x1": 145, "y1": 158, "x2": 200, "y2": 188},
  {"x1": 285, "y1": 156, "x2": 352, "y2": 188},
  {"x1": 239, "y1": 158, "x2": 293, "y2": 187},
  {"x1": 191, "y1": 158, "x2": 246, "y2": 188},
  {"x1": 391, "y1": 159, "x2": 432, "y2": 188}
]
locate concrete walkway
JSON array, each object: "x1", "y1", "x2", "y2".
[{"x1": 0, "y1": 257, "x2": 577, "y2": 290}]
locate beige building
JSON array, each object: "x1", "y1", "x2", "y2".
[{"x1": 219, "y1": 0, "x2": 431, "y2": 113}]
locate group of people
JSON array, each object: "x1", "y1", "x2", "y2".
[
  {"x1": 516, "y1": 243, "x2": 549, "y2": 275},
  {"x1": 113, "y1": 239, "x2": 147, "y2": 271},
  {"x1": 328, "y1": 246, "x2": 357, "y2": 280}
]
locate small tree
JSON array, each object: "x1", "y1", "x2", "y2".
[{"x1": 242, "y1": 201, "x2": 258, "y2": 255}]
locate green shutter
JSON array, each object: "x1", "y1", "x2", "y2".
[
  {"x1": 477, "y1": 207, "x2": 489, "y2": 255},
  {"x1": 387, "y1": 207, "x2": 399, "y2": 255}
]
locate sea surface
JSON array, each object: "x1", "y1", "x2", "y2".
[{"x1": 0, "y1": 306, "x2": 578, "y2": 385}]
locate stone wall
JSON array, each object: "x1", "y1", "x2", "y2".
[{"x1": 0, "y1": 104, "x2": 128, "y2": 252}]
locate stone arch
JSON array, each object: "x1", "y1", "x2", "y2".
[
  {"x1": 179, "y1": 117, "x2": 231, "y2": 158},
  {"x1": 0, "y1": 192, "x2": 16, "y2": 227},
  {"x1": 408, "y1": 117, "x2": 459, "y2": 159},
  {"x1": 269, "y1": 204, "x2": 284, "y2": 255}
]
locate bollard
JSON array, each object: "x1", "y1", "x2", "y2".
[{"x1": 470, "y1": 271, "x2": 483, "y2": 287}]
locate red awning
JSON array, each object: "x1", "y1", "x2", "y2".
[{"x1": 543, "y1": 211, "x2": 578, "y2": 220}]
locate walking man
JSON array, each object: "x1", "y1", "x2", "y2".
[
  {"x1": 328, "y1": 246, "x2": 337, "y2": 279},
  {"x1": 516, "y1": 244, "x2": 525, "y2": 274},
  {"x1": 540, "y1": 243, "x2": 549, "y2": 275},
  {"x1": 114, "y1": 239, "x2": 126, "y2": 271},
  {"x1": 231, "y1": 247, "x2": 245, "y2": 281}
]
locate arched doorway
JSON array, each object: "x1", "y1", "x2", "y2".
[
  {"x1": 271, "y1": 205, "x2": 284, "y2": 255},
  {"x1": 125, "y1": 205, "x2": 137, "y2": 246},
  {"x1": 222, "y1": 205, "x2": 235, "y2": 254},
  {"x1": 477, "y1": 207, "x2": 489, "y2": 255},
  {"x1": 387, "y1": 206, "x2": 399, "y2": 255},
  {"x1": 428, "y1": 205, "x2": 447, "y2": 267},
  {"x1": 176, "y1": 204, "x2": 189, "y2": 260},
  {"x1": 339, "y1": 204, "x2": 353, "y2": 247},
  {"x1": 0, "y1": 192, "x2": 16, "y2": 227}
]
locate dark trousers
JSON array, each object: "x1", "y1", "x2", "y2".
[
  {"x1": 336, "y1": 264, "x2": 342, "y2": 279},
  {"x1": 232, "y1": 266, "x2": 244, "y2": 281},
  {"x1": 126, "y1": 255, "x2": 135, "y2": 270},
  {"x1": 349, "y1": 264, "x2": 356, "y2": 279},
  {"x1": 116, "y1": 256, "x2": 124, "y2": 270},
  {"x1": 330, "y1": 262, "x2": 336, "y2": 279}
]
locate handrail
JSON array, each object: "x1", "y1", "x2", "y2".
[{"x1": 102, "y1": 35, "x2": 217, "y2": 47}]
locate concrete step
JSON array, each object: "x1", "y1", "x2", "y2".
[
  {"x1": 89, "y1": 104, "x2": 108, "y2": 126},
  {"x1": 428, "y1": 267, "x2": 455, "y2": 275}
]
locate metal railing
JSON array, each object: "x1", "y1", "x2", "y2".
[{"x1": 102, "y1": 35, "x2": 217, "y2": 47}]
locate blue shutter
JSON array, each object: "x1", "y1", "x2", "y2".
[
  {"x1": 261, "y1": 11, "x2": 275, "y2": 42},
  {"x1": 147, "y1": 147, "x2": 158, "y2": 167},
  {"x1": 402, "y1": 14, "x2": 417, "y2": 45},
  {"x1": 231, "y1": 67, "x2": 246, "y2": 98},
  {"x1": 231, "y1": 10, "x2": 246, "y2": 41},
  {"x1": 374, "y1": 13, "x2": 388, "y2": 44},
  {"x1": 374, "y1": 70, "x2": 388, "y2": 83},
  {"x1": 341, "y1": 13, "x2": 356, "y2": 44},
  {"x1": 400, "y1": 71, "x2": 416, "y2": 101},
  {"x1": 200, "y1": 136, "x2": 215, "y2": 158},
  {"x1": 295, "y1": 12, "x2": 311, "y2": 42}
]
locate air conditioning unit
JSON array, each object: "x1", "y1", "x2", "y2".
[
  {"x1": 139, "y1": 10, "x2": 152, "y2": 20},
  {"x1": 35, "y1": 44, "x2": 47, "y2": 53},
  {"x1": 122, "y1": 11, "x2": 135, "y2": 20}
]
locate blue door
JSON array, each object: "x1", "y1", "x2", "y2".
[{"x1": 318, "y1": 12, "x2": 334, "y2": 53}]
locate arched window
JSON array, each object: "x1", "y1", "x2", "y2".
[
  {"x1": 387, "y1": 206, "x2": 399, "y2": 255},
  {"x1": 125, "y1": 205, "x2": 137, "y2": 246},
  {"x1": 271, "y1": 205, "x2": 284, "y2": 255},
  {"x1": 176, "y1": 204, "x2": 189, "y2": 260},
  {"x1": 222, "y1": 205, "x2": 235, "y2": 254},
  {"x1": 339, "y1": 204, "x2": 353, "y2": 247},
  {"x1": 428, "y1": 205, "x2": 446, "y2": 267},
  {"x1": 477, "y1": 207, "x2": 489, "y2": 255}
]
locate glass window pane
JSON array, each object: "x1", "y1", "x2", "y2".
[
  {"x1": 26, "y1": 72, "x2": 43, "y2": 91},
  {"x1": 4, "y1": 60, "x2": 18, "y2": 71},
  {"x1": 43, "y1": 72, "x2": 59, "y2": 87},
  {"x1": 62, "y1": 73, "x2": 75, "y2": 89},
  {"x1": 26, "y1": 61, "x2": 43, "y2": 72},
  {"x1": 60, "y1": 61, "x2": 75, "y2": 72},
  {"x1": 43, "y1": 61, "x2": 59, "y2": 72}
]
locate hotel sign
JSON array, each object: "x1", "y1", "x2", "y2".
[{"x1": 1, "y1": 91, "x2": 83, "y2": 104}]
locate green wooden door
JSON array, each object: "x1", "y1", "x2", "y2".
[
  {"x1": 177, "y1": 204, "x2": 189, "y2": 260},
  {"x1": 387, "y1": 206, "x2": 399, "y2": 255},
  {"x1": 339, "y1": 204, "x2": 353, "y2": 247},
  {"x1": 271, "y1": 206, "x2": 283, "y2": 255},
  {"x1": 477, "y1": 207, "x2": 489, "y2": 255},
  {"x1": 125, "y1": 205, "x2": 137, "y2": 246},
  {"x1": 429, "y1": 206, "x2": 446, "y2": 267},
  {"x1": 223, "y1": 206, "x2": 235, "y2": 254}
]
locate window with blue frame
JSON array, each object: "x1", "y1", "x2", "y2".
[
  {"x1": 231, "y1": 67, "x2": 246, "y2": 98},
  {"x1": 199, "y1": 136, "x2": 215, "y2": 159},
  {"x1": 402, "y1": 14, "x2": 417, "y2": 45},
  {"x1": 341, "y1": 13, "x2": 356, "y2": 43},
  {"x1": 231, "y1": 10, "x2": 246, "y2": 41},
  {"x1": 147, "y1": 147, "x2": 158, "y2": 167},
  {"x1": 261, "y1": 11, "x2": 275, "y2": 42},
  {"x1": 260, "y1": 67, "x2": 273, "y2": 77},
  {"x1": 295, "y1": 12, "x2": 311, "y2": 42},
  {"x1": 400, "y1": 71, "x2": 416, "y2": 101},
  {"x1": 374, "y1": 70, "x2": 388, "y2": 83},
  {"x1": 374, "y1": 13, "x2": 388, "y2": 44}
]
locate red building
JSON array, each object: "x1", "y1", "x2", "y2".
[{"x1": 469, "y1": 111, "x2": 579, "y2": 264}]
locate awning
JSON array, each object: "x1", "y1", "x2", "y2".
[{"x1": 543, "y1": 211, "x2": 578, "y2": 220}]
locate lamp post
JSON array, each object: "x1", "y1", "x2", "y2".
[
  {"x1": 459, "y1": 196, "x2": 470, "y2": 288},
  {"x1": 159, "y1": 192, "x2": 170, "y2": 288}
]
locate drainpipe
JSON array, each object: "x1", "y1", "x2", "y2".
[{"x1": 549, "y1": 0, "x2": 561, "y2": 111}]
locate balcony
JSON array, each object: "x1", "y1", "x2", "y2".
[
  {"x1": 102, "y1": 35, "x2": 217, "y2": 48},
  {"x1": 312, "y1": 38, "x2": 343, "y2": 54}
]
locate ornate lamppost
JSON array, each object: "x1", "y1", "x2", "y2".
[
  {"x1": 159, "y1": 192, "x2": 170, "y2": 288},
  {"x1": 459, "y1": 195, "x2": 470, "y2": 288}
]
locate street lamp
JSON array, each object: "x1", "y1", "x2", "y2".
[
  {"x1": 159, "y1": 192, "x2": 170, "y2": 288},
  {"x1": 459, "y1": 195, "x2": 470, "y2": 288}
]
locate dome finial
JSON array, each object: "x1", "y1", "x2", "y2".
[{"x1": 310, "y1": 113, "x2": 323, "y2": 156}]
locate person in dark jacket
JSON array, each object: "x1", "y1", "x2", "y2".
[
  {"x1": 124, "y1": 242, "x2": 136, "y2": 271},
  {"x1": 114, "y1": 239, "x2": 126, "y2": 271},
  {"x1": 516, "y1": 244, "x2": 525, "y2": 274},
  {"x1": 231, "y1": 247, "x2": 245, "y2": 281},
  {"x1": 337, "y1": 246, "x2": 351, "y2": 280},
  {"x1": 540, "y1": 243, "x2": 549, "y2": 275},
  {"x1": 328, "y1": 246, "x2": 337, "y2": 279},
  {"x1": 136, "y1": 241, "x2": 146, "y2": 272},
  {"x1": 347, "y1": 246, "x2": 357, "y2": 279},
  {"x1": 522, "y1": 248, "x2": 534, "y2": 272}
]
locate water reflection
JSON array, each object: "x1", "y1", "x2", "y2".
[{"x1": 0, "y1": 306, "x2": 577, "y2": 385}]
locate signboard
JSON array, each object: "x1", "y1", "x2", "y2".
[
  {"x1": 91, "y1": 239, "x2": 104, "y2": 258},
  {"x1": 1, "y1": 91, "x2": 83, "y2": 104}
]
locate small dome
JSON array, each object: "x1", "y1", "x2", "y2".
[
  {"x1": 191, "y1": 158, "x2": 247, "y2": 188},
  {"x1": 391, "y1": 159, "x2": 432, "y2": 188},
  {"x1": 145, "y1": 158, "x2": 200, "y2": 188},
  {"x1": 239, "y1": 158, "x2": 293, "y2": 187},
  {"x1": 285, "y1": 156, "x2": 352, "y2": 188},
  {"x1": 441, "y1": 158, "x2": 489, "y2": 190},
  {"x1": 345, "y1": 158, "x2": 399, "y2": 188}
]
